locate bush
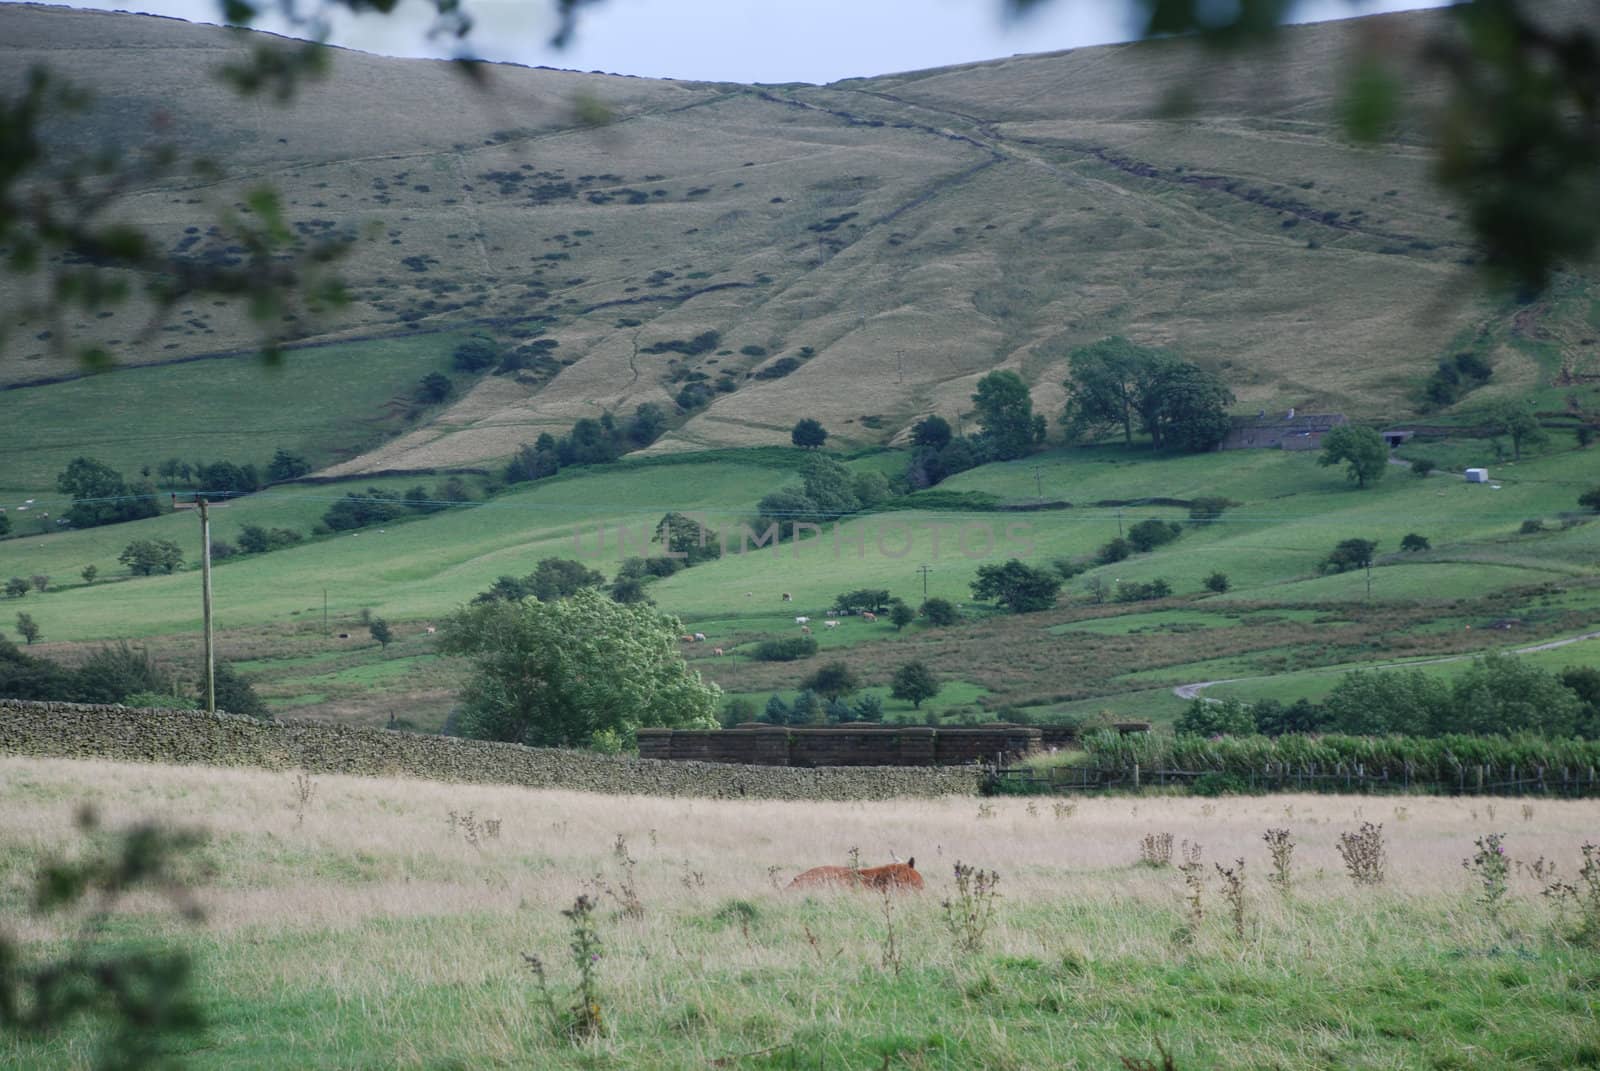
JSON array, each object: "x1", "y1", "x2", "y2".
[
  {"x1": 1191, "y1": 772, "x2": 1250, "y2": 797},
  {"x1": 920, "y1": 598, "x2": 959, "y2": 626},
  {"x1": 1097, "y1": 537, "x2": 1131, "y2": 564},
  {"x1": 1581, "y1": 487, "x2": 1600, "y2": 512},
  {"x1": 1400, "y1": 533, "x2": 1430, "y2": 552},
  {"x1": 1176, "y1": 697, "x2": 1255, "y2": 736},
  {"x1": 1114, "y1": 578, "x2": 1172, "y2": 602},
  {"x1": 1187, "y1": 496, "x2": 1232, "y2": 525},
  {"x1": 1410, "y1": 458, "x2": 1437, "y2": 477},
  {"x1": 802, "y1": 660, "x2": 860, "y2": 700},
  {"x1": 1520, "y1": 518, "x2": 1546, "y2": 534},
  {"x1": 452, "y1": 336, "x2": 500, "y2": 371},
  {"x1": 322, "y1": 488, "x2": 408, "y2": 532},
  {"x1": 753, "y1": 636, "x2": 818, "y2": 662},
  {"x1": 1203, "y1": 571, "x2": 1230, "y2": 593},
  {"x1": 971, "y1": 560, "x2": 1062, "y2": 613},
  {"x1": 1323, "y1": 538, "x2": 1377, "y2": 573},
  {"x1": 1126, "y1": 519, "x2": 1182, "y2": 553}
]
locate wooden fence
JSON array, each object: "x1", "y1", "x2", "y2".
[{"x1": 987, "y1": 762, "x2": 1600, "y2": 797}]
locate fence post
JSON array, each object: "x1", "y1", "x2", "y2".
[{"x1": 1132, "y1": 762, "x2": 1140, "y2": 790}]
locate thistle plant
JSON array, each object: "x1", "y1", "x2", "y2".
[
  {"x1": 1139, "y1": 832, "x2": 1174, "y2": 868},
  {"x1": 1543, "y1": 842, "x2": 1600, "y2": 949},
  {"x1": 1176, "y1": 840, "x2": 1205, "y2": 939},
  {"x1": 524, "y1": 894, "x2": 605, "y2": 1042},
  {"x1": 1463, "y1": 833, "x2": 1510, "y2": 922},
  {"x1": 1263, "y1": 828, "x2": 1295, "y2": 896},
  {"x1": 942, "y1": 861, "x2": 1001, "y2": 954},
  {"x1": 1215, "y1": 858, "x2": 1247, "y2": 940},
  {"x1": 1337, "y1": 822, "x2": 1386, "y2": 886}
]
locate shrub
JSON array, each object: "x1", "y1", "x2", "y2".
[
  {"x1": 1323, "y1": 538, "x2": 1377, "y2": 573},
  {"x1": 1097, "y1": 537, "x2": 1131, "y2": 564},
  {"x1": 1114, "y1": 578, "x2": 1172, "y2": 602},
  {"x1": 971, "y1": 559, "x2": 1062, "y2": 613},
  {"x1": 1191, "y1": 772, "x2": 1249, "y2": 797},
  {"x1": 1410, "y1": 458, "x2": 1437, "y2": 477},
  {"x1": 920, "y1": 598, "x2": 959, "y2": 626},
  {"x1": 1187, "y1": 496, "x2": 1232, "y2": 525},
  {"x1": 852, "y1": 693, "x2": 884, "y2": 722},
  {"x1": 452, "y1": 336, "x2": 500, "y2": 371},
  {"x1": 1203, "y1": 571, "x2": 1230, "y2": 593},
  {"x1": 1126, "y1": 519, "x2": 1181, "y2": 552},
  {"x1": 1176, "y1": 697, "x2": 1254, "y2": 736},
  {"x1": 802, "y1": 660, "x2": 860, "y2": 700},
  {"x1": 753, "y1": 636, "x2": 817, "y2": 662},
  {"x1": 1579, "y1": 486, "x2": 1600, "y2": 512},
  {"x1": 890, "y1": 661, "x2": 940, "y2": 708},
  {"x1": 1400, "y1": 533, "x2": 1430, "y2": 552}
]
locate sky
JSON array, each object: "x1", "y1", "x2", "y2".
[{"x1": 18, "y1": 0, "x2": 1448, "y2": 85}]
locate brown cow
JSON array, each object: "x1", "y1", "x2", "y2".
[{"x1": 787, "y1": 859, "x2": 923, "y2": 892}]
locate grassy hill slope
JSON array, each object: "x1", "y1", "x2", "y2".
[{"x1": 4, "y1": 2, "x2": 1595, "y2": 484}]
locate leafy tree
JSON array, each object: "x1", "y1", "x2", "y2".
[
  {"x1": 889, "y1": 599, "x2": 915, "y2": 630},
  {"x1": 1581, "y1": 487, "x2": 1600, "y2": 512},
  {"x1": 790, "y1": 689, "x2": 822, "y2": 726},
  {"x1": 825, "y1": 697, "x2": 856, "y2": 724},
  {"x1": 1061, "y1": 337, "x2": 1152, "y2": 444},
  {"x1": 972, "y1": 370, "x2": 1044, "y2": 460},
  {"x1": 73, "y1": 641, "x2": 165, "y2": 704},
  {"x1": 1410, "y1": 458, "x2": 1437, "y2": 478},
  {"x1": 1188, "y1": 496, "x2": 1232, "y2": 525},
  {"x1": 911, "y1": 415, "x2": 952, "y2": 451},
  {"x1": 321, "y1": 487, "x2": 407, "y2": 531},
  {"x1": 656, "y1": 512, "x2": 721, "y2": 565},
  {"x1": 6, "y1": 578, "x2": 28, "y2": 599},
  {"x1": 791, "y1": 418, "x2": 828, "y2": 450},
  {"x1": 1139, "y1": 360, "x2": 1234, "y2": 452},
  {"x1": 16, "y1": 612, "x2": 40, "y2": 645},
  {"x1": 1097, "y1": 537, "x2": 1131, "y2": 564},
  {"x1": 800, "y1": 455, "x2": 860, "y2": 518},
  {"x1": 0, "y1": 511, "x2": 10, "y2": 538},
  {"x1": 119, "y1": 539, "x2": 184, "y2": 576},
  {"x1": 762, "y1": 694, "x2": 791, "y2": 726},
  {"x1": 194, "y1": 460, "x2": 260, "y2": 495},
  {"x1": 1323, "y1": 538, "x2": 1378, "y2": 574},
  {"x1": 920, "y1": 597, "x2": 958, "y2": 626},
  {"x1": 608, "y1": 575, "x2": 652, "y2": 605},
  {"x1": 628, "y1": 403, "x2": 668, "y2": 446},
  {"x1": 889, "y1": 661, "x2": 941, "y2": 709},
  {"x1": 971, "y1": 559, "x2": 1062, "y2": 613},
  {"x1": 1400, "y1": 533, "x2": 1431, "y2": 552},
  {"x1": 755, "y1": 487, "x2": 819, "y2": 533},
  {"x1": 237, "y1": 525, "x2": 302, "y2": 554},
  {"x1": 266, "y1": 448, "x2": 311, "y2": 481},
  {"x1": 1560, "y1": 667, "x2": 1600, "y2": 738},
  {"x1": 29, "y1": 575, "x2": 48, "y2": 594},
  {"x1": 1318, "y1": 425, "x2": 1389, "y2": 488},
  {"x1": 1203, "y1": 571, "x2": 1230, "y2": 593},
  {"x1": 440, "y1": 589, "x2": 720, "y2": 748},
  {"x1": 416, "y1": 371, "x2": 453, "y2": 404},
  {"x1": 452, "y1": 336, "x2": 500, "y2": 372},
  {"x1": 852, "y1": 693, "x2": 885, "y2": 723},
  {"x1": 527, "y1": 558, "x2": 606, "y2": 601},
  {"x1": 752, "y1": 636, "x2": 818, "y2": 662},
  {"x1": 1325, "y1": 669, "x2": 1449, "y2": 735},
  {"x1": 505, "y1": 441, "x2": 561, "y2": 484},
  {"x1": 55, "y1": 458, "x2": 159, "y2": 529},
  {"x1": 803, "y1": 661, "x2": 861, "y2": 701},
  {"x1": 1126, "y1": 519, "x2": 1182, "y2": 553},
  {"x1": 1175, "y1": 697, "x2": 1255, "y2": 736},
  {"x1": 201, "y1": 661, "x2": 269, "y2": 718},
  {"x1": 1114, "y1": 578, "x2": 1172, "y2": 602},
  {"x1": 369, "y1": 618, "x2": 393, "y2": 649},
  {"x1": 835, "y1": 589, "x2": 891, "y2": 614},
  {"x1": 1480, "y1": 399, "x2": 1547, "y2": 460},
  {"x1": 851, "y1": 470, "x2": 892, "y2": 508},
  {"x1": 1251, "y1": 698, "x2": 1332, "y2": 736},
  {"x1": 1448, "y1": 651, "x2": 1582, "y2": 736},
  {"x1": 80, "y1": 564, "x2": 97, "y2": 584}
]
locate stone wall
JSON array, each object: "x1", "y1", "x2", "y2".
[
  {"x1": 636, "y1": 725, "x2": 1041, "y2": 767},
  {"x1": 0, "y1": 700, "x2": 982, "y2": 801}
]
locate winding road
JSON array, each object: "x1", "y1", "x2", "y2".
[{"x1": 1172, "y1": 629, "x2": 1600, "y2": 702}]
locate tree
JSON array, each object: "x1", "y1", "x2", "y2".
[
  {"x1": 1480, "y1": 400, "x2": 1547, "y2": 460},
  {"x1": 791, "y1": 418, "x2": 828, "y2": 450},
  {"x1": 1400, "y1": 533, "x2": 1431, "y2": 552},
  {"x1": 29, "y1": 575, "x2": 48, "y2": 594},
  {"x1": 655, "y1": 512, "x2": 720, "y2": 565},
  {"x1": 1323, "y1": 538, "x2": 1378, "y2": 574},
  {"x1": 202, "y1": 662, "x2": 270, "y2": 718},
  {"x1": 266, "y1": 448, "x2": 311, "y2": 481},
  {"x1": 452, "y1": 336, "x2": 500, "y2": 372},
  {"x1": 1175, "y1": 697, "x2": 1254, "y2": 737},
  {"x1": 1137, "y1": 360, "x2": 1234, "y2": 453},
  {"x1": 1582, "y1": 487, "x2": 1600, "y2": 512},
  {"x1": 852, "y1": 693, "x2": 885, "y2": 723},
  {"x1": 1448, "y1": 651, "x2": 1582, "y2": 736},
  {"x1": 800, "y1": 455, "x2": 859, "y2": 518},
  {"x1": 852, "y1": 470, "x2": 891, "y2": 508},
  {"x1": 1126, "y1": 519, "x2": 1181, "y2": 553},
  {"x1": 15, "y1": 613, "x2": 40, "y2": 646},
  {"x1": 628, "y1": 403, "x2": 668, "y2": 446},
  {"x1": 321, "y1": 487, "x2": 407, "y2": 531},
  {"x1": 1083, "y1": 576, "x2": 1110, "y2": 604},
  {"x1": 803, "y1": 661, "x2": 861, "y2": 701},
  {"x1": 755, "y1": 487, "x2": 818, "y2": 533},
  {"x1": 1318, "y1": 425, "x2": 1389, "y2": 488},
  {"x1": 5, "y1": 578, "x2": 27, "y2": 599},
  {"x1": 889, "y1": 600, "x2": 915, "y2": 630},
  {"x1": 1188, "y1": 496, "x2": 1232, "y2": 525},
  {"x1": 971, "y1": 370, "x2": 1043, "y2": 460},
  {"x1": 1203, "y1": 571, "x2": 1230, "y2": 593},
  {"x1": 920, "y1": 597, "x2": 958, "y2": 626},
  {"x1": 890, "y1": 661, "x2": 941, "y2": 709},
  {"x1": 56, "y1": 458, "x2": 160, "y2": 529},
  {"x1": 1410, "y1": 458, "x2": 1437, "y2": 478},
  {"x1": 416, "y1": 371, "x2": 453, "y2": 404},
  {"x1": 0, "y1": 511, "x2": 10, "y2": 538},
  {"x1": 790, "y1": 689, "x2": 822, "y2": 725},
  {"x1": 762, "y1": 694, "x2": 791, "y2": 726},
  {"x1": 72, "y1": 641, "x2": 165, "y2": 704},
  {"x1": 911, "y1": 415, "x2": 952, "y2": 451},
  {"x1": 1097, "y1": 537, "x2": 1131, "y2": 564},
  {"x1": 1561, "y1": 667, "x2": 1600, "y2": 738},
  {"x1": 439, "y1": 589, "x2": 721, "y2": 748},
  {"x1": 527, "y1": 558, "x2": 606, "y2": 601},
  {"x1": 119, "y1": 540, "x2": 184, "y2": 576},
  {"x1": 80, "y1": 565, "x2": 97, "y2": 584},
  {"x1": 369, "y1": 618, "x2": 393, "y2": 649},
  {"x1": 834, "y1": 589, "x2": 891, "y2": 615},
  {"x1": 1061, "y1": 337, "x2": 1152, "y2": 444},
  {"x1": 971, "y1": 559, "x2": 1062, "y2": 613},
  {"x1": 1325, "y1": 669, "x2": 1449, "y2": 735}
]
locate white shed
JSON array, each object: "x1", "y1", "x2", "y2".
[{"x1": 1465, "y1": 468, "x2": 1490, "y2": 483}]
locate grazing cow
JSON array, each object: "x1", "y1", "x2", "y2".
[
  {"x1": 745, "y1": 591, "x2": 753, "y2": 597},
  {"x1": 680, "y1": 634, "x2": 694, "y2": 643},
  {"x1": 781, "y1": 592, "x2": 792, "y2": 602},
  {"x1": 861, "y1": 612, "x2": 876, "y2": 623},
  {"x1": 424, "y1": 625, "x2": 436, "y2": 634},
  {"x1": 713, "y1": 647, "x2": 724, "y2": 656},
  {"x1": 824, "y1": 620, "x2": 839, "y2": 629},
  {"x1": 694, "y1": 632, "x2": 707, "y2": 642},
  {"x1": 788, "y1": 859, "x2": 923, "y2": 892},
  {"x1": 795, "y1": 616, "x2": 810, "y2": 625},
  {"x1": 801, "y1": 626, "x2": 811, "y2": 635}
]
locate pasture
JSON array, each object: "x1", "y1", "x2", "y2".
[{"x1": 3, "y1": 755, "x2": 1598, "y2": 1069}]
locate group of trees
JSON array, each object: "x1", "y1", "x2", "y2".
[
  {"x1": 319, "y1": 478, "x2": 469, "y2": 532},
  {"x1": 1177, "y1": 654, "x2": 1600, "y2": 740},
  {"x1": 152, "y1": 448, "x2": 311, "y2": 487},
  {"x1": 119, "y1": 539, "x2": 184, "y2": 576},
  {"x1": 56, "y1": 458, "x2": 161, "y2": 530},
  {"x1": 503, "y1": 405, "x2": 669, "y2": 485},
  {"x1": 756, "y1": 454, "x2": 893, "y2": 529},
  {"x1": 1061, "y1": 338, "x2": 1235, "y2": 453},
  {"x1": 0, "y1": 635, "x2": 266, "y2": 716},
  {"x1": 756, "y1": 658, "x2": 942, "y2": 726}
]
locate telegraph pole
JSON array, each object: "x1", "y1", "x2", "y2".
[
  {"x1": 917, "y1": 563, "x2": 933, "y2": 598},
  {"x1": 197, "y1": 496, "x2": 215, "y2": 713},
  {"x1": 323, "y1": 587, "x2": 329, "y2": 636},
  {"x1": 1031, "y1": 464, "x2": 1043, "y2": 500}
]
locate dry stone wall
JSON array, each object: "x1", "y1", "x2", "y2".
[{"x1": 0, "y1": 700, "x2": 981, "y2": 800}]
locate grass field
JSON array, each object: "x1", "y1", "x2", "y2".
[{"x1": 3, "y1": 755, "x2": 1599, "y2": 1069}]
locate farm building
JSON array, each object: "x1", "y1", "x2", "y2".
[{"x1": 1218, "y1": 410, "x2": 1348, "y2": 451}]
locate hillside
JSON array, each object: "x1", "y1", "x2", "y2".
[{"x1": 4, "y1": 2, "x2": 1596, "y2": 483}]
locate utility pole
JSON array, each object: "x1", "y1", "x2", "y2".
[
  {"x1": 1365, "y1": 558, "x2": 1373, "y2": 603},
  {"x1": 323, "y1": 588, "x2": 329, "y2": 636},
  {"x1": 1117, "y1": 509, "x2": 1124, "y2": 538},
  {"x1": 1031, "y1": 464, "x2": 1043, "y2": 500},
  {"x1": 197, "y1": 497, "x2": 215, "y2": 714},
  {"x1": 917, "y1": 563, "x2": 933, "y2": 598}
]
